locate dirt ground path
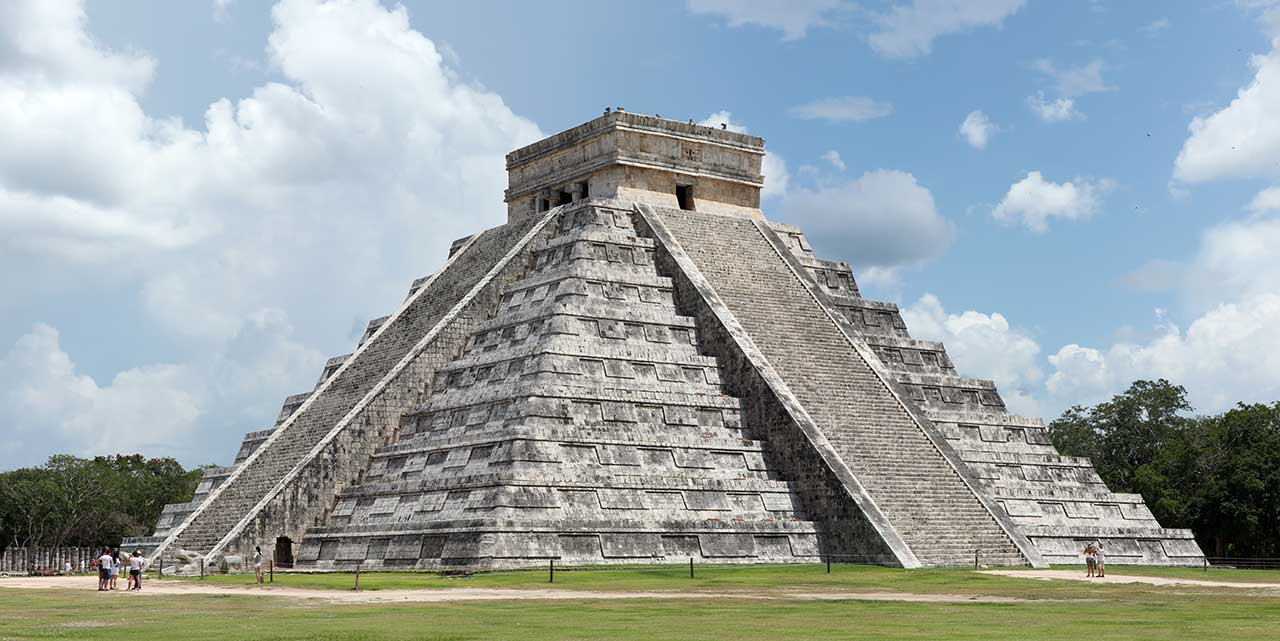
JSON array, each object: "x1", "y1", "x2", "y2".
[
  {"x1": 981, "y1": 569, "x2": 1280, "y2": 590},
  {"x1": 0, "y1": 575, "x2": 1026, "y2": 605}
]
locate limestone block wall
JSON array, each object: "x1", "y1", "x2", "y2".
[
  {"x1": 770, "y1": 218, "x2": 1205, "y2": 566},
  {"x1": 293, "y1": 200, "x2": 826, "y2": 569},
  {"x1": 642, "y1": 204, "x2": 1039, "y2": 568},
  {"x1": 148, "y1": 208, "x2": 557, "y2": 565}
]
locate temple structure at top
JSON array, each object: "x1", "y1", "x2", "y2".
[{"x1": 127, "y1": 111, "x2": 1204, "y2": 571}]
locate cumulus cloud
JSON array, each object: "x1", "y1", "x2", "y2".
[
  {"x1": 1026, "y1": 92, "x2": 1083, "y2": 122},
  {"x1": 699, "y1": 110, "x2": 789, "y2": 198},
  {"x1": 1046, "y1": 296, "x2": 1280, "y2": 412},
  {"x1": 0, "y1": 324, "x2": 203, "y2": 459},
  {"x1": 868, "y1": 0, "x2": 1025, "y2": 59},
  {"x1": 788, "y1": 96, "x2": 893, "y2": 123},
  {"x1": 958, "y1": 110, "x2": 995, "y2": 149},
  {"x1": 777, "y1": 169, "x2": 954, "y2": 275},
  {"x1": 1173, "y1": 39, "x2": 1280, "y2": 184},
  {"x1": 992, "y1": 171, "x2": 1112, "y2": 232},
  {"x1": 685, "y1": 0, "x2": 844, "y2": 40},
  {"x1": 1140, "y1": 17, "x2": 1170, "y2": 37},
  {"x1": 0, "y1": 0, "x2": 541, "y2": 468},
  {"x1": 821, "y1": 150, "x2": 846, "y2": 171},
  {"x1": 1031, "y1": 58, "x2": 1113, "y2": 97},
  {"x1": 0, "y1": 316, "x2": 326, "y2": 466},
  {"x1": 1183, "y1": 212, "x2": 1280, "y2": 310},
  {"x1": 1045, "y1": 208, "x2": 1280, "y2": 414},
  {"x1": 1248, "y1": 186, "x2": 1280, "y2": 214},
  {"x1": 902, "y1": 294, "x2": 1043, "y2": 416}
]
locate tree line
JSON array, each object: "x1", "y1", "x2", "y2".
[
  {"x1": 0, "y1": 455, "x2": 206, "y2": 550},
  {"x1": 1049, "y1": 379, "x2": 1280, "y2": 558}
]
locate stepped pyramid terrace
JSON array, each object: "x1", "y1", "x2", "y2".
[{"x1": 126, "y1": 112, "x2": 1204, "y2": 570}]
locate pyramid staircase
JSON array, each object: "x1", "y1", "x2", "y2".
[{"x1": 295, "y1": 201, "x2": 827, "y2": 568}]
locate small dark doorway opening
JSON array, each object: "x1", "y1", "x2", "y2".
[
  {"x1": 275, "y1": 536, "x2": 294, "y2": 568},
  {"x1": 676, "y1": 185, "x2": 695, "y2": 211},
  {"x1": 538, "y1": 198, "x2": 550, "y2": 212},
  {"x1": 557, "y1": 189, "x2": 573, "y2": 205}
]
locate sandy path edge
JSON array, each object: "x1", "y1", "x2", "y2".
[
  {"x1": 981, "y1": 569, "x2": 1280, "y2": 590},
  {"x1": 0, "y1": 576, "x2": 1025, "y2": 604}
]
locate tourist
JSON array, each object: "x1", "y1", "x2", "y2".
[
  {"x1": 128, "y1": 550, "x2": 144, "y2": 591},
  {"x1": 254, "y1": 546, "x2": 264, "y2": 585},
  {"x1": 109, "y1": 550, "x2": 120, "y2": 590},
  {"x1": 97, "y1": 548, "x2": 112, "y2": 591},
  {"x1": 1083, "y1": 543, "x2": 1096, "y2": 578},
  {"x1": 64, "y1": 561, "x2": 71, "y2": 575},
  {"x1": 1095, "y1": 542, "x2": 1106, "y2": 578}
]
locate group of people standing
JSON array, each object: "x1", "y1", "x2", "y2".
[
  {"x1": 1083, "y1": 542, "x2": 1106, "y2": 578},
  {"x1": 94, "y1": 549, "x2": 146, "y2": 591}
]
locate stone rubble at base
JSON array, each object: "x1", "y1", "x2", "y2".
[{"x1": 125, "y1": 112, "x2": 1204, "y2": 571}]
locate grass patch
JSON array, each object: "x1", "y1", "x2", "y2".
[
  {"x1": 3, "y1": 565, "x2": 1278, "y2": 640},
  {"x1": 164, "y1": 563, "x2": 1276, "y2": 597},
  {"x1": 0, "y1": 587, "x2": 1277, "y2": 641}
]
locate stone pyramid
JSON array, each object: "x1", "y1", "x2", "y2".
[{"x1": 129, "y1": 112, "x2": 1203, "y2": 569}]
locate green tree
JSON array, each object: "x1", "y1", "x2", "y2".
[
  {"x1": 1048, "y1": 379, "x2": 1192, "y2": 491},
  {"x1": 1186, "y1": 403, "x2": 1280, "y2": 557},
  {"x1": 0, "y1": 455, "x2": 207, "y2": 550}
]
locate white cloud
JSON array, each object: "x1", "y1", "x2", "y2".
[
  {"x1": 902, "y1": 294, "x2": 1043, "y2": 416},
  {"x1": 1173, "y1": 41, "x2": 1280, "y2": 184},
  {"x1": 1031, "y1": 58, "x2": 1113, "y2": 97},
  {"x1": 699, "y1": 110, "x2": 789, "y2": 198},
  {"x1": 686, "y1": 0, "x2": 843, "y2": 40},
  {"x1": 1248, "y1": 186, "x2": 1280, "y2": 214},
  {"x1": 1046, "y1": 295, "x2": 1280, "y2": 412},
  {"x1": 788, "y1": 96, "x2": 893, "y2": 123},
  {"x1": 1184, "y1": 213, "x2": 1280, "y2": 310},
  {"x1": 958, "y1": 110, "x2": 995, "y2": 149},
  {"x1": 213, "y1": 0, "x2": 234, "y2": 22},
  {"x1": 0, "y1": 316, "x2": 326, "y2": 465},
  {"x1": 868, "y1": 0, "x2": 1025, "y2": 59},
  {"x1": 778, "y1": 169, "x2": 954, "y2": 274},
  {"x1": 1140, "y1": 17, "x2": 1170, "y2": 36},
  {"x1": 0, "y1": 0, "x2": 541, "y2": 467},
  {"x1": 992, "y1": 171, "x2": 1112, "y2": 232},
  {"x1": 1045, "y1": 208, "x2": 1280, "y2": 414},
  {"x1": 0, "y1": 324, "x2": 202, "y2": 459},
  {"x1": 821, "y1": 150, "x2": 846, "y2": 171},
  {"x1": 1026, "y1": 92, "x2": 1083, "y2": 122}
]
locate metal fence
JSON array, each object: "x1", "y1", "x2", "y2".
[{"x1": 1204, "y1": 556, "x2": 1280, "y2": 570}]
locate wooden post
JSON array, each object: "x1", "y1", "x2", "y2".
[
  {"x1": 974, "y1": 549, "x2": 979, "y2": 570},
  {"x1": 269, "y1": 560, "x2": 274, "y2": 583},
  {"x1": 354, "y1": 563, "x2": 360, "y2": 591},
  {"x1": 200, "y1": 558, "x2": 204, "y2": 579},
  {"x1": 549, "y1": 559, "x2": 554, "y2": 584},
  {"x1": 689, "y1": 557, "x2": 694, "y2": 579},
  {"x1": 158, "y1": 555, "x2": 163, "y2": 579},
  {"x1": 1204, "y1": 557, "x2": 1209, "y2": 572},
  {"x1": 826, "y1": 554, "x2": 831, "y2": 574}
]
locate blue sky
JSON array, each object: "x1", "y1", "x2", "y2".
[{"x1": 3, "y1": 0, "x2": 1280, "y2": 470}]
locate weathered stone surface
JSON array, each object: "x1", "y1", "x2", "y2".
[{"x1": 133, "y1": 113, "x2": 1202, "y2": 571}]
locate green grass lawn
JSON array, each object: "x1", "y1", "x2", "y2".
[
  {"x1": 163, "y1": 562, "x2": 1280, "y2": 595},
  {"x1": 2, "y1": 565, "x2": 1279, "y2": 641}
]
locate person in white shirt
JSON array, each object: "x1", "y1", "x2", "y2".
[
  {"x1": 128, "y1": 551, "x2": 145, "y2": 590},
  {"x1": 1095, "y1": 542, "x2": 1106, "y2": 578},
  {"x1": 97, "y1": 549, "x2": 113, "y2": 591},
  {"x1": 254, "y1": 546, "x2": 264, "y2": 585},
  {"x1": 108, "y1": 550, "x2": 120, "y2": 590}
]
